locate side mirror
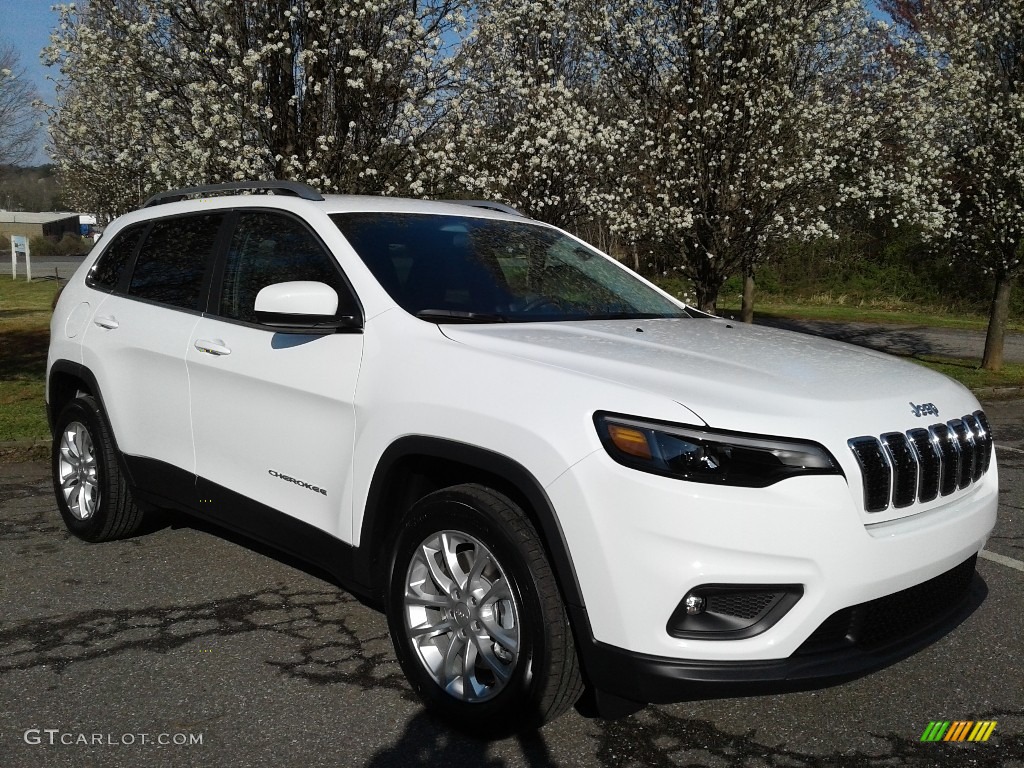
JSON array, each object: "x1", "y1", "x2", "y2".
[{"x1": 254, "y1": 281, "x2": 361, "y2": 333}]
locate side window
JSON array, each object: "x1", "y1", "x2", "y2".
[
  {"x1": 87, "y1": 223, "x2": 147, "y2": 291},
  {"x1": 128, "y1": 214, "x2": 223, "y2": 310},
  {"x1": 218, "y1": 211, "x2": 351, "y2": 324}
]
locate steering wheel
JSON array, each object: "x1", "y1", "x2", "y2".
[{"x1": 519, "y1": 295, "x2": 570, "y2": 313}]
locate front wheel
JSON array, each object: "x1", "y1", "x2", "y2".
[{"x1": 386, "y1": 484, "x2": 582, "y2": 733}]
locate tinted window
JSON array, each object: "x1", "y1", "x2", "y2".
[
  {"x1": 128, "y1": 214, "x2": 223, "y2": 309},
  {"x1": 88, "y1": 223, "x2": 146, "y2": 291},
  {"x1": 331, "y1": 212, "x2": 688, "y2": 322},
  {"x1": 218, "y1": 211, "x2": 351, "y2": 324}
]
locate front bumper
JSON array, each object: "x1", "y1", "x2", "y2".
[
  {"x1": 573, "y1": 553, "x2": 984, "y2": 707},
  {"x1": 546, "y1": 449, "x2": 997, "y2": 702}
]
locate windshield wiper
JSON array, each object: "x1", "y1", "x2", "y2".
[{"x1": 415, "y1": 309, "x2": 508, "y2": 324}]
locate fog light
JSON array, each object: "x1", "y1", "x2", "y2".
[
  {"x1": 684, "y1": 595, "x2": 706, "y2": 615},
  {"x1": 667, "y1": 584, "x2": 804, "y2": 639}
]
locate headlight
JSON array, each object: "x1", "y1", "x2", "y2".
[{"x1": 595, "y1": 413, "x2": 842, "y2": 488}]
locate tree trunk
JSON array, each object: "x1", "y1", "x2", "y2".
[
  {"x1": 689, "y1": 250, "x2": 724, "y2": 314},
  {"x1": 981, "y1": 273, "x2": 1012, "y2": 372},
  {"x1": 741, "y1": 268, "x2": 755, "y2": 324},
  {"x1": 694, "y1": 283, "x2": 718, "y2": 314}
]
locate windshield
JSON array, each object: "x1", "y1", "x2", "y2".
[{"x1": 331, "y1": 212, "x2": 690, "y2": 322}]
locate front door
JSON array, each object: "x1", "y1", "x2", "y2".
[{"x1": 186, "y1": 210, "x2": 364, "y2": 540}]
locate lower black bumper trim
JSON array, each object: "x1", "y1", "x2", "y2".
[{"x1": 573, "y1": 570, "x2": 986, "y2": 707}]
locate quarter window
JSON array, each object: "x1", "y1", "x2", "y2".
[
  {"x1": 128, "y1": 214, "x2": 223, "y2": 310},
  {"x1": 87, "y1": 223, "x2": 146, "y2": 291}
]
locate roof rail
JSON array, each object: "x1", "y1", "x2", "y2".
[
  {"x1": 436, "y1": 199, "x2": 525, "y2": 217},
  {"x1": 142, "y1": 180, "x2": 325, "y2": 208}
]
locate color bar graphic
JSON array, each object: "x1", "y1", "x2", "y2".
[
  {"x1": 920, "y1": 720, "x2": 997, "y2": 742},
  {"x1": 967, "y1": 721, "x2": 998, "y2": 742},
  {"x1": 921, "y1": 721, "x2": 950, "y2": 742}
]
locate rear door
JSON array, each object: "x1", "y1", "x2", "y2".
[
  {"x1": 186, "y1": 209, "x2": 364, "y2": 540},
  {"x1": 81, "y1": 213, "x2": 225, "y2": 475}
]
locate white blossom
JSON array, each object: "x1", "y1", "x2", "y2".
[
  {"x1": 44, "y1": 0, "x2": 468, "y2": 216},
  {"x1": 873, "y1": 0, "x2": 1024, "y2": 369}
]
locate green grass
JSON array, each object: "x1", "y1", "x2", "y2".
[
  {"x1": 909, "y1": 356, "x2": 1024, "y2": 393},
  {"x1": 0, "y1": 276, "x2": 63, "y2": 313},
  {"x1": 0, "y1": 278, "x2": 60, "y2": 443}
]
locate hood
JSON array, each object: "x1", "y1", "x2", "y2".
[{"x1": 440, "y1": 317, "x2": 979, "y2": 441}]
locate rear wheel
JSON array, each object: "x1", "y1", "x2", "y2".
[
  {"x1": 386, "y1": 484, "x2": 582, "y2": 733},
  {"x1": 52, "y1": 394, "x2": 144, "y2": 542}
]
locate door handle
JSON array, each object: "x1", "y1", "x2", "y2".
[
  {"x1": 93, "y1": 315, "x2": 119, "y2": 330},
  {"x1": 194, "y1": 339, "x2": 232, "y2": 356}
]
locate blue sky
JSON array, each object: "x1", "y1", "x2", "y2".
[{"x1": 0, "y1": 0, "x2": 61, "y2": 163}]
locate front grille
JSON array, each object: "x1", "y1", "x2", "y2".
[
  {"x1": 796, "y1": 554, "x2": 977, "y2": 654},
  {"x1": 848, "y1": 410, "x2": 993, "y2": 513}
]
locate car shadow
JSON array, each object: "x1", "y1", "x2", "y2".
[{"x1": 756, "y1": 317, "x2": 948, "y2": 358}]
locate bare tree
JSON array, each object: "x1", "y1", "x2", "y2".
[{"x1": 0, "y1": 44, "x2": 40, "y2": 167}]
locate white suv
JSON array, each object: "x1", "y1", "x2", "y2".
[{"x1": 47, "y1": 181, "x2": 998, "y2": 732}]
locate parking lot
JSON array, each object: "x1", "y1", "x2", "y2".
[{"x1": 0, "y1": 399, "x2": 1021, "y2": 767}]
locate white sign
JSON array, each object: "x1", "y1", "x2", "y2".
[{"x1": 10, "y1": 235, "x2": 31, "y2": 281}]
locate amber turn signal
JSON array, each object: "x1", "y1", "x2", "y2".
[{"x1": 607, "y1": 424, "x2": 653, "y2": 460}]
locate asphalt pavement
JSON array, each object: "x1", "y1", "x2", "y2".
[
  {"x1": 2, "y1": 254, "x2": 87, "y2": 282},
  {"x1": 0, "y1": 400, "x2": 1021, "y2": 767}
]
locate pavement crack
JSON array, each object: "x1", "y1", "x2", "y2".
[
  {"x1": 0, "y1": 586, "x2": 408, "y2": 695},
  {"x1": 593, "y1": 707, "x2": 1024, "y2": 766}
]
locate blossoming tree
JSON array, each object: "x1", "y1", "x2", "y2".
[
  {"x1": 45, "y1": 0, "x2": 468, "y2": 217},
  {"x1": 881, "y1": 0, "x2": 1024, "y2": 371},
  {"x1": 46, "y1": 0, "x2": 994, "y2": 339},
  {"x1": 592, "y1": 0, "x2": 885, "y2": 316},
  {"x1": 419, "y1": 0, "x2": 618, "y2": 236}
]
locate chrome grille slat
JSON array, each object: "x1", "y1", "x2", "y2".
[
  {"x1": 848, "y1": 437, "x2": 890, "y2": 513},
  {"x1": 931, "y1": 423, "x2": 959, "y2": 497},
  {"x1": 906, "y1": 428, "x2": 940, "y2": 503},
  {"x1": 963, "y1": 414, "x2": 982, "y2": 481},
  {"x1": 948, "y1": 419, "x2": 975, "y2": 490},
  {"x1": 880, "y1": 432, "x2": 918, "y2": 508},
  {"x1": 971, "y1": 411, "x2": 994, "y2": 477},
  {"x1": 849, "y1": 411, "x2": 993, "y2": 513}
]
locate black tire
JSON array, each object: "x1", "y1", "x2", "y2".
[
  {"x1": 51, "y1": 394, "x2": 144, "y2": 542},
  {"x1": 386, "y1": 483, "x2": 583, "y2": 734}
]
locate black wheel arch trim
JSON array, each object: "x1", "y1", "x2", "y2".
[
  {"x1": 357, "y1": 435, "x2": 588, "y2": 616},
  {"x1": 48, "y1": 360, "x2": 101, "y2": 431},
  {"x1": 48, "y1": 359, "x2": 141, "y2": 489}
]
